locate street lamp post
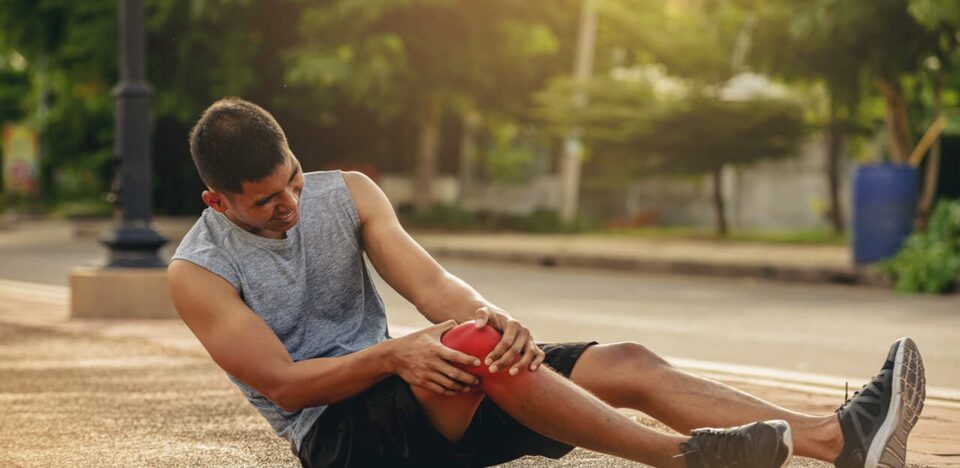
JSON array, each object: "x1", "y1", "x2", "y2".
[
  {"x1": 559, "y1": 0, "x2": 597, "y2": 225},
  {"x1": 101, "y1": 0, "x2": 166, "y2": 268}
]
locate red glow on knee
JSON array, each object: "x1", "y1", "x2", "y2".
[{"x1": 441, "y1": 321, "x2": 502, "y2": 376}]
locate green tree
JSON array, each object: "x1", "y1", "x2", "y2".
[
  {"x1": 538, "y1": 0, "x2": 808, "y2": 234},
  {"x1": 751, "y1": 0, "x2": 866, "y2": 234},
  {"x1": 537, "y1": 72, "x2": 807, "y2": 235},
  {"x1": 0, "y1": 0, "x2": 303, "y2": 213},
  {"x1": 639, "y1": 94, "x2": 807, "y2": 235},
  {"x1": 285, "y1": 0, "x2": 577, "y2": 212},
  {"x1": 0, "y1": 0, "x2": 118, "y2": 207},
  {"x1": 906, "y1": 0, "x2": 960, "y2": 226},
  {"x1": 752, "y1": 0, "x2": 951, "y2": 234}
]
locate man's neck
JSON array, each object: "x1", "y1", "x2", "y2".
[{"x1": 223, "y1": 211, "x2": 287, "y2": 240}]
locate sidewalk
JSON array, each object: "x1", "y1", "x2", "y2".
[
  {"x1": 2, "y1": 215, "x2": 883, "y2": 287},
  {"x1": 0, "y1": 279, "x2": 956, "y2": 467},
  {"x1": 412, "y1": 232, "x2": 890, "y2": 287}
]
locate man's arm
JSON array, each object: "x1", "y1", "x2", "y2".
[
  {"x1": 342, "y1": 171, "x2": 546, "y2": 376},
  {"x1": 167, "y1": 260, "x2": 480, "y2": 410}
]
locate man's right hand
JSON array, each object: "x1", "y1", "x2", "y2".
[{"x1": 388, "y1": 320, "x2": 482, "y2": 396}]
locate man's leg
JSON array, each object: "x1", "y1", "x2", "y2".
[
  {"x1": 411, "y1": 365, "x2": 690, "y2": 467},
  {"x1": 568, "y1": 342, "x2": 842, "y2": 461}
]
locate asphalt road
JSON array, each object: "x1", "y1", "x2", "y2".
[
  {"x1": 1, "y1": 223, "x2": 958, "y2": 390},
  {"x1": 0, "y1": 322, "x2": 849, "y2": 468},
  {"x1": 0, "y1": 224, "x2": 950, "y2": 466},
  {"x1": 379, "y1": 260, "x2": 960, "y2": 391}
]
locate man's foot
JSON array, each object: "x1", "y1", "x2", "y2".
[
  {"x1": 679, "y1": 419, "x2": 793, "y2": 468},
  {"x1": 834, "y1": 337, "x2": 926, "y2": 468}
]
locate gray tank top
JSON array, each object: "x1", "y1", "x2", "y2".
[{"x1": 171, "y1": 170, "x2": 389, "y2": 453}]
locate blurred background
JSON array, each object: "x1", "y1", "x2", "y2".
[
  {"x1": 3, "y1": 1, "x2": 960, "y2": 294},
  {"x1": 1, "y1": 1, "x2": 959, "y2": 284},
  {"x1": 1, "y1": 2, "x2": 960, "y2": 465}
]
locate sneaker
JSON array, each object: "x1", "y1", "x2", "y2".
[
  {"x1": 835, "y1": 337, "x2": 926, "y2": 468},
  {"x1": 679, "y1": 419, "x2": 793, "y2": 468}
]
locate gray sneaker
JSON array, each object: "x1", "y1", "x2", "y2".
[
  {"x1": 834, "y1": 337, "x2": 926, "y2": 468},
  {"x1": 680, "y1": 419, "x2": 793, "y2": 468}
]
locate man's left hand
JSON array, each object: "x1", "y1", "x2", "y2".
[{"x1": 474, "y1": 305, "x2": 545, "y2": 376}]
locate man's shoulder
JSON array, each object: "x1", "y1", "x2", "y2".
[
  {"x1": 170, "y1": 212, "x2": 242, "y2": 290},
  {"x1": 302, "y1": 170, "x2": 348, "y2": 197},
  {"x1": 171, "y1": 211, "x2": 234, "y2": 269}
]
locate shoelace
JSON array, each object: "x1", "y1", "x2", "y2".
[
  {"x1": 836, "y1": 368, "x2": 890, "y2": 413},
  {"x1": 837, "y1": 381, "x2": 853, "y2": 412},
  {"x1": 675, "y1": 427, "x2": 751, "y2": 465}
]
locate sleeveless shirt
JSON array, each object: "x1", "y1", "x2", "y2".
[{"x1": 171, "y1": 170, "x2": 389, "y2": 452}]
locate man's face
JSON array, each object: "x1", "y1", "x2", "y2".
[{"x1": 208, "y1": 155, "x2": 305, "y2": 239}]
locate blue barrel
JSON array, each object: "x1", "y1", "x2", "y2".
[{"x1": 852, "y1": 163, "x2": 918, "y2": 264}]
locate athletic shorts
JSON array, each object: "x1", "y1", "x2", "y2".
[{"x1": 297, "y1": 341, "x2": 598, "y2": 468}]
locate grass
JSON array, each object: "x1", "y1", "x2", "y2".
[
  {"x1": 602, "y1": 226, "x2": 848, "y2": 246},
  {"x1": 49, "y1": 199, "x2": 113, "y2": 219}
]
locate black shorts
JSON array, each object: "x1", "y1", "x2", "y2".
[{"x1": 298, "y1": 341, "x2": 598, "y2": 468}]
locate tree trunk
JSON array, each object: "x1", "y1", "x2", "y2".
[
  {"x1": 825, "y1": 99, "x2": 845, "y2": 234},
  {"x1": 916, "y1": 69, "x2": 944, "y2": 230},
  {"x1": 457, "y1": 108, "x2": 481, "y2": 203},
  {"x1": 877, "y1": 78, "x2": 912, "y2": 164},
  {"x1": 712, "y1": 166, "x2": 728, "y2": 236},
  {"x1": 414, "y1": 95, "x2": 442, "y2": 213}
]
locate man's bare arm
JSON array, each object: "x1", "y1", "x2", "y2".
[
  {"x1": 167, "y1": 260, "x2": 480, "y2": 410},
  {"x1": 342, "y1": 171, "x2": 546, "y2": 375}
]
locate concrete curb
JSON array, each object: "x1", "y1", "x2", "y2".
[{"x1": 421, "y1": 244, "x2": 893, "y2": 288}]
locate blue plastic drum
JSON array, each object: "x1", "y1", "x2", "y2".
[{"x1": 852, "y1": 164, "x2": 918, "y2": 264}]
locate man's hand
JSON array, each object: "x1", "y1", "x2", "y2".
[
  {"x1": 389, "y1": 320, "x2": 482, "y2": 396},
  {"x1": 474, "y1": 306, "x2": 545, "y2": 376}
]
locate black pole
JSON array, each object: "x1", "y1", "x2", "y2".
[{"x1": 101, "y1": 0, "x2": 166, "y2": 268}]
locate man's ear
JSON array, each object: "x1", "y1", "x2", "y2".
[{"x1": 202, "y1": 190, "x2": 228, "y2": 213}]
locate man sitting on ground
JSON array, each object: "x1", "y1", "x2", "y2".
[{"x1": 169, "y1": 98, "x2": 926, "y2": 468}]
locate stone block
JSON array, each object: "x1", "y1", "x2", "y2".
[{"x1": 70, "y1": 267, "x2": 177, "y2": 319}]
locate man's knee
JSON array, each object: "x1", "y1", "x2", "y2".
[
  {"x1": 441, "y1": 321, "x2": 503, "y2": 376},
  {"x1": 614, "y1": 342, "x2": 670, "y2": 371}
]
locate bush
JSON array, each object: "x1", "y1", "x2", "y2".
[
  {"x1": 511, "y1": 208, "x2": 563, "y2": 233},
  {"x1": 51, "y1": 198, "x2": 114, "y2": 219},
  {"x1": 406, "y1": 204, "x2": 477, "y2": 229},
  {"x1": 884, "y1": 199, "x2": 960, "y2": 293}
]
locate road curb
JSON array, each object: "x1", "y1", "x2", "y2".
[{"x1": 422, "y1": 244, "x2": 892, "y2": 288}]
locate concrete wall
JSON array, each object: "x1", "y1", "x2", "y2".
[
  {"x1": 380, "y1": 134, "x2": 851, "y2": 231},
  {"x1": 623, "y1": 135, "x2": 852, "y2": 230},
  {"x1": 380, "y1": 174, "x2": 561, "y2": 216}
]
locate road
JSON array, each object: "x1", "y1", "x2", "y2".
[
  {"x1": 1, "y1": 321, "x2": 895, "y2": 467},
  {"x1": 1, "y1": 221, "x2": 958, "y2": 391},
  {"x1": 382, "y1": 258, "x2": 960, "y2": 392},
  {"x1": 1, "y1": 222, "x2": 957, "y2": 466}
]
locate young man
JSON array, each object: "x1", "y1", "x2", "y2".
[{"x1": 169, "y1": 98, "x2": 926, "y2": 468}]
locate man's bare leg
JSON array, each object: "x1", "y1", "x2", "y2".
[
  {"x1": 413, "y1": 365, "x2": 690, "y2": 467},
  {"x1": 569, "y1": 343, "x2": 842, "y2": 462}
]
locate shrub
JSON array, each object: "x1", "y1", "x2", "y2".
[
  {"x1": 884, "y1": 199, "x2": 960, "y2": 293},
  {"x1": 406, "y1": 204, "x2": 477, "y2": 229}
]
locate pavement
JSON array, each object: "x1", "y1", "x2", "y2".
[
  {"x1": 0, "y1": 279, "x2": 958, "y2": 467},
  {"x1": 411, "y1": 232, "x2": 894, "y2": 287},
  {"x1": 1, "y1": 215, "x2": 898, "y2": 287}
]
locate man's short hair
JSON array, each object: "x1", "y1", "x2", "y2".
[{"x1": 188, "y1": 98, "x2": 290, "y2": 194}]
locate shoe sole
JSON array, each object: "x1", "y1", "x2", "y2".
[
  {"x1": 865, "y1": 337, "x2": 926, "y2": 468},
  {"x1": 779, "y1": 422, "x2": 793, "y2": 468}
]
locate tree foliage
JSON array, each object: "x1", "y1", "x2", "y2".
[{"x1": 0, "y1": 0, "x2": 957, "y2": 230}]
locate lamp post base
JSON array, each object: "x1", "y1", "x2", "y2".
[
  {"x1": 100, "y1": 224, "x2": 168, "y2": 268},
  {"x1": 69, "y1": 266, "x2": 177, "y2": 319}
]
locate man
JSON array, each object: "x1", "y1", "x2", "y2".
[{"x1": 169, "y1": 98, "x2": 925, "y2": 468}]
